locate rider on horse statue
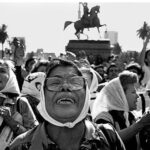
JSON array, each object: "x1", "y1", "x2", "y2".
[
  {"x1": 80, "y1": 2, "x2": 100, "y2": 27},
  {"x1": 81, "y1": 2, "x2": 90, "y2": 26},
  {"x1": 64, "y1": 2, "x2": 106, "y2": 39}
]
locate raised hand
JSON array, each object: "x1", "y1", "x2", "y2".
[
  {"x1": 0, "y1": 106, "x2": 11, "y2": 118},
  {"x1": 138, "y1": 111, "x2": 150, "y2": 128}
]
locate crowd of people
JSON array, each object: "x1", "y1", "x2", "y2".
[{"x1": 0, "y1": 35, "x2": 150, "y2": 150}]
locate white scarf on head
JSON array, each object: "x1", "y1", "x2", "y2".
[
  {"x1": 89, "y1": 68, "x2": 99, "y2": 111},
  {"x1": 0, "y1": 68, "x2": 20, "y2": 95},
  {"x1": 91, "y1": 77, "x2": 130, "y2": 127},
  {"x1": 21, "y1": 72, "x2": 46, "y2": 101},
  {"x1": 37, "y1": 78, "x2": 90, "y2": 128},
  {"x1": 89, "y1": 68, "x2": 99, "y2": 93}
]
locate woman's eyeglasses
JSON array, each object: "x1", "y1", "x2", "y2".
[{"x1": 45, "y1": 76, "x2": 85, "y2": 91}]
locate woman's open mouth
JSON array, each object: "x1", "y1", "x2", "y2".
[{"x1": 56, "y1": 98, "x2": 75, "y2": 104}]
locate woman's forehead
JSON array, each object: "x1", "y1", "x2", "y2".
[{"x1": 48, "y1": 66, "x2": 79, "y2": 77}]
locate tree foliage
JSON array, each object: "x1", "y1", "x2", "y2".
[
  {"x1": 0, "y1": 24, "x2": 8, "y2": 58},
  {"x1": 137, "y1": 21, "x2": 150, "y2": 40},
  {"x1": 0, "y1": 24, "x2": 8, "y2": 44}
]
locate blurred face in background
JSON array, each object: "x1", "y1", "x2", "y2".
[
  {"x1": 95, "y1": 67, "x2": 104, "y2": 77},
  {"x1": 107, "y1": 66, "x2": 119, "y2": 80},
  {"x1": 0, "y1": 63, "x2": 9, "y2": 91},
  {"x1": 15, "y1": 47, "x2": 25, "y2": 59}
]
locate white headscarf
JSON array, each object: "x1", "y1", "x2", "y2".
[
  {"x1": 37, "y1": 76, "x2": 90, "y2": 128},
  {"x1": 21, "y1": 72, "x2": 46, "y2": 101},
  {"x1": 0, "y1": 68, "x2": 20, "y2": 95},
  {"x1": 91, "y1": 77, "x2": 130, "y2": 126},
  {"x1": 89, "y1": 68, "x2": 99, "y2": 93},
  {"x1": 88, "y1": 68, "x2": 100, "y2": 111}
]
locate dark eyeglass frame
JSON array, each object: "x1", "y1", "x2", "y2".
[{"x1": 45, "y1": 75, "x2": 85, "y2": 91}]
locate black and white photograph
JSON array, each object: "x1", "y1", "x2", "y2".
[{"x1": 1, "y1": 0, "x2": 150, "y2": 150}]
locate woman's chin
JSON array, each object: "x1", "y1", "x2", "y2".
[{"x1": 52, "y1": 108, "x2": 79, "y2": 123}]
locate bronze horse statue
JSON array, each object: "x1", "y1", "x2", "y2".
[{"x1": 64, "y1": 5, "x2": 107, "y2": 39}]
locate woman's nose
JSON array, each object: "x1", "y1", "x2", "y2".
[{"x1": 60, "y1": 82, "x2": 72, "y2": 92}]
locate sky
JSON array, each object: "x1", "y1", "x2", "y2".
[{"x1": 0, "y1": 0, "x2": 150, "y2": 56}]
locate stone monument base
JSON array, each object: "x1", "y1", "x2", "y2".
[{"x1": 65, "y1": 39, "x2": 112, "y2": 65}]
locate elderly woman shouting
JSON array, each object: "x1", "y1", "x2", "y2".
[
  {"x1": 7, "y1": 58, "x2": 125, "y2": 150},
  {"x1": 91, "y1": 70, "x2": 150, "y2": 150}
]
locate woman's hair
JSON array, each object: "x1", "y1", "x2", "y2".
[
  {"x1": 144, "y1": 49, "x2": 150, "y2": 65},
  {"x1": 119, "y1": 70, "x2": 138, "y2": 93},
  {"x1": 31, "y1": 59, "x2": 50, "y2": 73},
  {"x1": 25, "y1": 57, "x2": 37, "y2": 71},
  {"x1": 46, "y1": 58, "x2": 82, "y2": 78},
  {"x1": 125, "y1": 62, "x2": 144, "y2": 84}
]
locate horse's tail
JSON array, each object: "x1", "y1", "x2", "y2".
[{"x1": 64, "y1": 21, "x2": 74, "y2": 30}]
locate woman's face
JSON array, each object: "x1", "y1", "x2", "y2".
[
  {"x1": 108, "y1": 66, "x2": 119, "y2": 80},
  {"x1": 44, "y1": 66, "x2": 86, "y2": 123},
  {"x1": 125, "y1": 83, "x2": 139, "y2": 111},
  {"x1": 96, "y1": 67, "x2": 104, "y2": 76},
  {"x1": 15, "y1": 47, "x2": 25, "y2": 58},
  {"x1": 0, "y1": 64, "x2": 9, "y2": 91}
]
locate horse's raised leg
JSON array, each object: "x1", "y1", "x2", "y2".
[
  {"x1": 97, "y1": 27, "x2": 101, "y2": 39},
  {"x1": 75, "y1": 30, "x2": 80, "y2": 39}
]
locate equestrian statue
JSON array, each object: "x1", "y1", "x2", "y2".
[{"x1": 64, "y1": 2, "x2": 107, "y2": 39}]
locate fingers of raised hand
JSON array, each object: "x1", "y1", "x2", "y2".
[{"x1": 0, "y1": 108, "x2": 10, "y2": 117}]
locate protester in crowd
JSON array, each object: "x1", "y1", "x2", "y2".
[
  {"x1": 75, "y1": 58, "x2": 102, "y2": 112},
  {"x1": 7, "y1": 58, "x2": 125, "y2": 150},
  {"x1": 91, "y1": 70, "x2": 150, "y2": 150},
  {"x1": 97, "y1": 63, "x2": 119, "y2": 92},
  {"x1": 10, "y1": 37, "x2": 26, "y2": 91},
  {"x1": 94, "y1": 64, "x2": 106, "y2": 83},
  {"x1": 31, "y1": 59, "x2": 50, "y2": 73},
  {"x1": 79, "y1": 66, "x2": 100, "y2": 113},
  {"x1": 65, "y1": 51, "x2": 77, "y2": 62},
  {"x1": 24, "y1": 57, "x2": 37, "y2": 75},
  {"x1": 21, "y1": 72, "x2": 45, "y2": 123},
  {"x1": 138, "y1": 78, "x2": 150, "y2": 150},
  {"x1": 0, "y1": 59, "x2": 38, "y2": 150},
  {"x1": 106, "y1": 63, "x2": 119, "y2": 81},
  {"x1": 125, "y1": 62, "x2": 147, "y2": 117},
  {"x1": 125, "y1": 62, "x2": 144, "y2": 89},
  {"x1": 139, "y1": 32, "x2": 150, "y2": 87}
]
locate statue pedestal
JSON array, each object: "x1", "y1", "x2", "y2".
[{"x1": 65, "y1": 39, "x2": 112, "y2": 65}]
